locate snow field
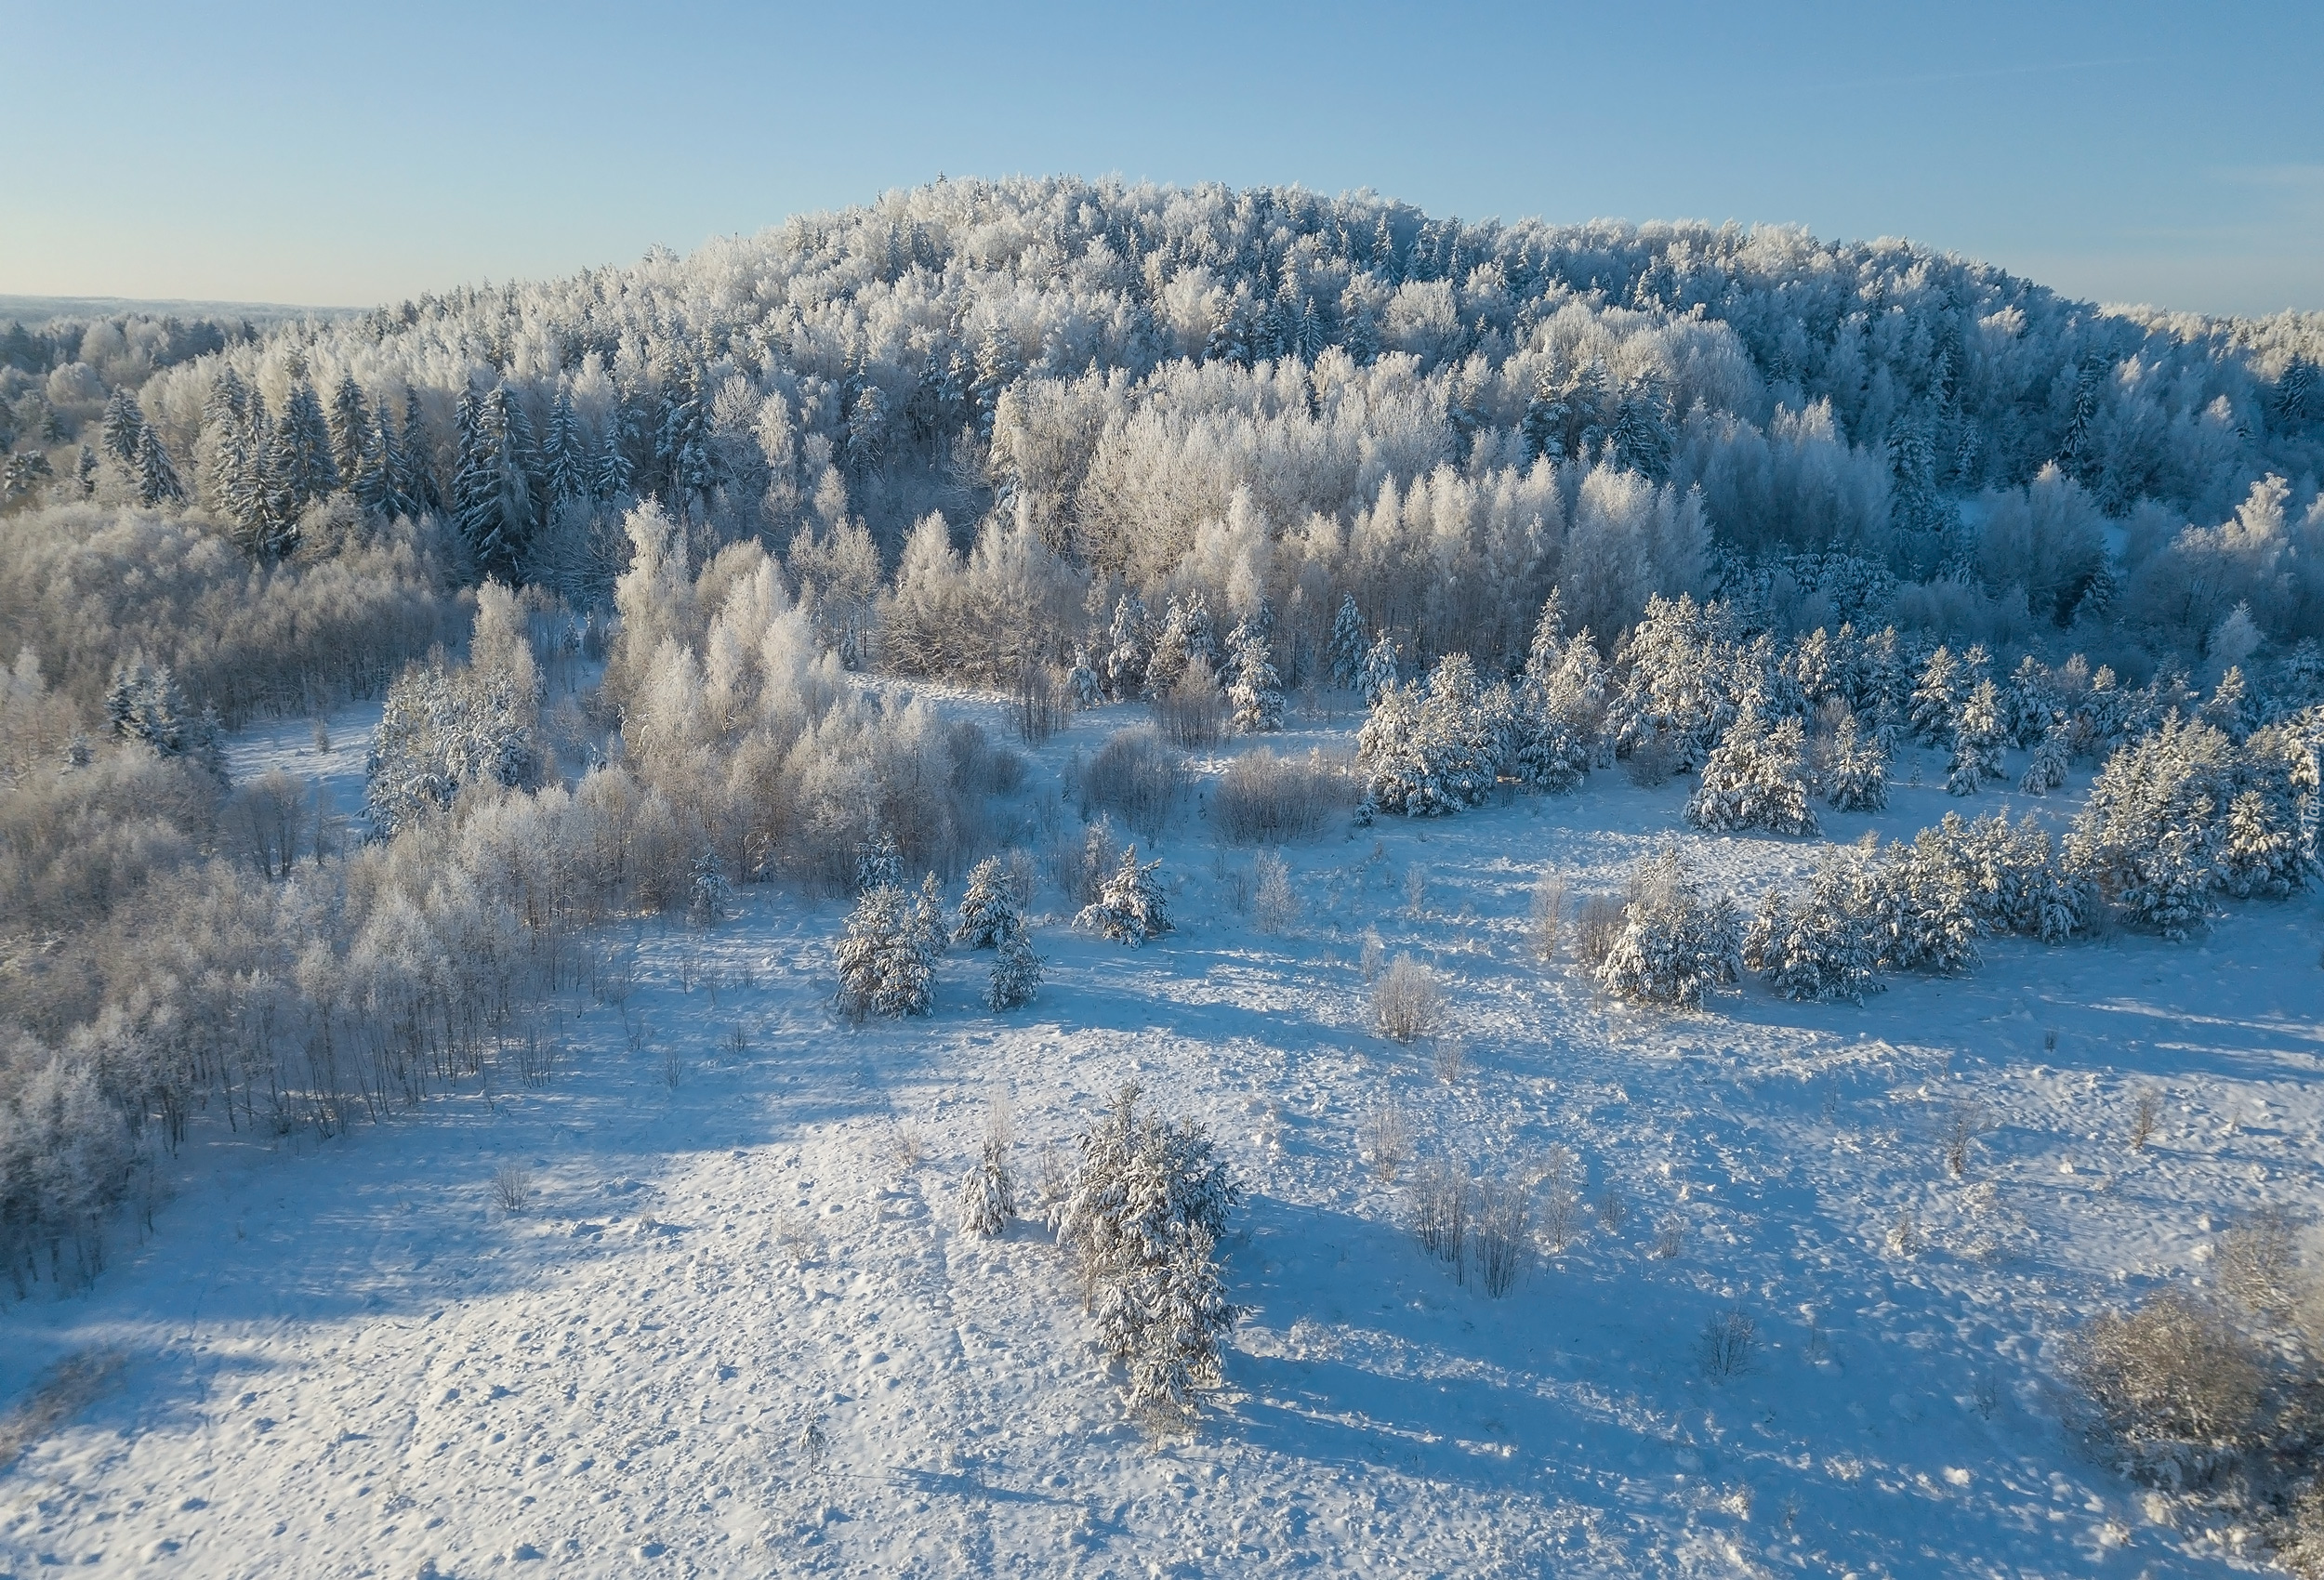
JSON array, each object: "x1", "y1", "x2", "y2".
[{"x1": 5, "y1": 697, "x2": 2322, "y2": 1576}]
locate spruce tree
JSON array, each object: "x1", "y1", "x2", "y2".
[
  {"x1": 1078, "y1": 847, "x2": 1172, "y2": 944},
  {"x1": 134, "y1": 426, "x2": 185, "y2": 507},
  {"x1": 1947, "y1": 678, "x2": 2004, "y2": 796},
  {"x1": 954, "y1": 855, "x2": 1021, "y2": 948},
  {"x1": 326, "y1": 375, "x2": 373, "y2": 491},
  {"x1": 1224, "y1": 620, "x2": 1283, "y2": 733},
  {"x1": 1824, "y1": 712, "x2": 1890, "y2": 811},
  {"x1": 986, "y1": 929, "x2": 1044, "y2": 1011},
  {"x1": 1328, "y1": 594, "x2": 1367, "y2": 689}
]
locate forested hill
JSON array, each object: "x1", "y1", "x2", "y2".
[{"x1": 7, "y1": 177, "x2": 2324, "y2": 694}]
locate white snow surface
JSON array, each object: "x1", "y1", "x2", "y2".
[{"x1": 7, "y1": 691, "x2": 2324, "y2": 1578}]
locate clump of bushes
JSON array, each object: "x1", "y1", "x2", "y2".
[{"x1": 1211, "y1": 747, "x2": 1349, "y2": 844}]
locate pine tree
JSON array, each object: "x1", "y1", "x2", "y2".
[
  {"x1": 1328, "y1": 594, "x2": 1367, "y2": 689},
  {"x1": 954, "y1": 855, "x2": 1022, "y2": 947},
  {"x1": 2019, "y1": 720, "x2": 2072, "y2": 794},
  {"x1": 1355, "y1": 630, "x2": 1401, "y2": 707},
  {"x1": 1595, "y1": 846, "x2": 1744, "y2": 1008},
  {"x1": 1947, "y1": 678, "x2": 2004, "y2": 795},
  {"x1": 1824, "y1": 711, "x2": 1890, "y2": 810},
  {"x1": 834, "y1": 884, "x2": 935, "y2": 1021},
  {"x1": 1687, "y1": 697, "x2": 1818, "y2": 835},
  {"x1": 542, "y1": 389, "x2": 586, "y2": 503},
  {"x1": 687, "y1": 848, "x2": 733, "y2": 926},
  {"x1": 957, "y1": 1137, "x2": 1017, "y2": 1234},
  {"x1": 986, "y1": 928, "x2": 1044, "y2": 1011},
  {"x1": 1078, "y1": 846, "x2": 1172, "y2": 943},
  {"x1": 326, "y1": 375, "x2": 373, "y2": 492},
  {"x1": 916, "y1": 871, "x2": 947, "y2": 956},
  {"x1": 1744, "y1": 845, "x2": 1883, "y2": 1004},
  {"x1": 99, "y1": 389, "x2": 146, "y2": 467},
  {"x1": 1104, "y1": 593, "x2": 1152, "y2": 700},
  {"x1": 1910, "y1": 645, "x2": 1961, "y2": 744},
  {"x1": 134, "y1": 425, "x2": 185, "y2": 507},
  {"x1": 855, "y1": 830, "x2": 905, "y2": 895},
  {"x1": 1224, "y1": 619, "x2": 1283, "y2": 733}
]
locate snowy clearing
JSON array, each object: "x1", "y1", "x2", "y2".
[{"x1": 6, "y1": 694, "x2": 2323, "y2": 1578}]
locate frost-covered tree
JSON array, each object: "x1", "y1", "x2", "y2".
[
  {"x1": 954, "y1": 855, "x2": 1023, "y2": 947},
  {"x1": 1596, "y1": 846, "x2": 1744, "y2": 1007},
  {"x1": 1686, "y1": 696, "x2": 1818, "y2": 835},
  {"x1": 687, "y1": 848, "x2": 733, "y2": 926},
  {"x1": 1947, "y1": 678, "x2": 2005, "y2": 796},
  {"x1": 1607, "y1": 595, "x2": 1745, "y2": 770},
  {"x1": 363, "y1": 656, "x2": 540, "y2": 836},
  {"x1": 1357, "y1": 653, "x2": 1499, "y2": 815},
  {"x1": 1104, "y1": 592, "x2": 1153, "y2": 701},
  {"x1": 835, "y1": 883, "x2": 937, "y2": 1020},
  {"x1": 1823, "y1": 710, "x2": 1890, "y2": 810},
  {"x1": 957, "y1": 1135, "x2": 1017, "y2": 1234},
  {"x1": 855, "y1": 829, "x2": 905, "y2": 895},
  {"x1": 1056, "y1": 1083, "x2": 1243, "y2": 1425},
  {"x1": 1355, "y1": 631, "x2": 1400, "y2": 706},
  {"x1": 1079, "y1": 846, "x2": 1172, "y2": 943},
  {"x1": 1328, "y1": 595, "x2": 1367, "y2": 689},
  {"x1": 1224, "y1": 618, "x2": 1283, "y2": 733},
  {"x1": 1909, "y1": 645, "x2": 1963, "y2": 744},
  {"x1": 1744, "y1": 841, "x2": 1883, "y2": 1003},
  {"x1": 986, "y1": 928, "x2": 1044, "y2": 1010},
  {"x1": 2020, "y1": 720, "x2": 2072, "y2": 794}
]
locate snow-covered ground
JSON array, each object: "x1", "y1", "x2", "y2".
[{"x1": 7, "y1": 695, "x2": 2323, "y2": 1577}]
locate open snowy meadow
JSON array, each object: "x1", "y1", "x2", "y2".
[{"x1": 5, "y1": 688, "x2": 2319, "y2": 1580}]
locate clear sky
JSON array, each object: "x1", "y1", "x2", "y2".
[{"x1": 7, "y1": 0, "x2": 2319, "y2": 317}]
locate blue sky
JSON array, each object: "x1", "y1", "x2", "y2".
[{"x1": 7, "y1": 0, "x2": 2318, "y2": 316}]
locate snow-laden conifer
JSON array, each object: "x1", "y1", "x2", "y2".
[
  {"x1": 1823, "y1": 710, "x2": 1889, "y2": 810},
  {"x1": 1224, "y1": 618, "x2": 1284, "y2": 733},
  {"x1": 954, "y1": 855, "x2": 1022, "y2": 947},
  {"x1": 1686, "y1": 696, "x2": 1818, "y2": 835},
  {"x1": 986, "y1": 928, "x2": 1044, "y2": 1010},
  {"x1": 1356, "y1": 654, "x2": 1498, "y2": 815},
  {"x1": 834, "y1": 885, "x2": 936, "y2": 1021},
  {"x1": 1948, "y1": 678, "x2": 2005, "y2": 796},
  {"x1": 1078, "y1": 846, "x2": 1172, "y2": 943},
  {"x1": 1596, "y1": 846, "x2": 1745, "y2": 1007},
  {"x1": 2020, "y1": 719, "x2": 2072, "y2": 794},
  {"x1": 687, "y1": 848, "x2": 733, "y2": 926},
  {"x1": 957, "y1": 1136, "x2": 1017, "y2": 1235},
  {"x1": 855, "y1": 830, "x2": 904, "y2": 895},
  {"x1": 1329, "y1": 594, "x2": 1367, "y2": 689},
  {"x1": 1355, "y1": 631, "x2": 1400, "y2": 706},
  {"x1": 1744, "y1": 842, "x2": 1884, "y2": 1003}
]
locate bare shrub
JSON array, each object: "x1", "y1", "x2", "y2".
[
  {"x1": 1412, "y1": 1154, "x2": 1471, "y2": 1277},
  {"x1": 1079, "y1": 728, "x2": 1185, "y2": 841},
  {"x1": 1404, "y1": 862, "x2": 1427, "y2": 918},
  {"x1": 513, "y1": 1029, "x2": 560, "y2": 1087},
  {"x1": 1698, "y1": 1307, "x2": 1758, "y2": 1382},
  {"x1": 1432, "y1": 1035, "x2": 1467, "y2": 1084},
  {"x1": 493, "y1": 1165, "x2": 535, "y2": 1213},
  {"x1": 1252, "y1": 849, "x2": 1299, "y2": 934},
  {"x1": 1372, "y1": 955, "x2": 1445, "y2": 1044},
  {"x1": 2129, "y1": 1088, "x2": 2162, "y2": 1151},
  {"x1": 1527, "y1": 871, "x2": 1565, "y2": 962},
  {"x1": 1358, "y1": 928, "x2": 1385, "y2": 983},
  {"x1": 1539, "y1": 1178, "x2": 1582, "y2": 1253},
  {"x1": 1652, "y1": 1218, "x2": 1686, "y2": 1259},
  {"x1": 1154, "y1": 658, "x2": 1223, "y2": 751},
  {"x1": 1361, "y1": 1092, "x2": 1412, "y2": 1182},
  {"x1": 1212, "y1": 749, "x2": 1348, "y2": 844},
  {"x1": 2216, "y1": 1206, "x2": 2303, "y2": 1322},
  {"x1": 1011, "y1": 665, "x2": 1068, "y2": 744},
  {"x1": 1942, "y1": 1099, "x2": 1992, "y2": 1178},
  {"x1": 949, "y1": 720, "x2": 1027, "y2": 797},
  {"x1": 1595, "y1": 1187, "x2": 1631, "y2": 1233},
  {"x1": 1623, "y1": 731, "x2": 1682, "y2": 787},
  {"x1": 1472, "y1": 1176, "x2": 1533, "y2": 1297},
  {"x1": 2068, "y1": 1287, "x2": 2269, "y2": 1461},
  {"x1": 892, "y1": 1123, "x2": 926, "y2": 1173},
  {"x1": 1572, "y1": 894, "x2": 1626, "y2": 972},
  {"x1": 661, "y1": 1042, "x2": 686, "y2": 1090}
]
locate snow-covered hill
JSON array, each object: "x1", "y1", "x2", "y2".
[{"x1": 5, "y1": 694, "x2": 2320, "y2": 1577}]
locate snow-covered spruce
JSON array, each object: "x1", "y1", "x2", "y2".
[
  {"x1": 363, "y1": 653, "x2": 538, "y2": 836},
  {"x1": 953, "y1": 854, "x2": 1023, "y2": 948},
  {"x1": 1056, "y1": 1083, "x2": 1244, "y2": 1426},
  {"x1": 1328, "y1": 593, "x2": 1367, "y2": 689},
  {"x1": 1822, "y1": 710, "x2": 1889, "y2": 810},
  {"x1": 957, "y1": 1137, "x2": 1017, "y2": 1236},
  {"x1": 2066, "y1": 712, "x2": 2315, "y2": 937},
  {"x1": 2019, "y1": 719, "x2": 2072, "y2": 794},
  {"x1": 1357, "y1": 653, "x2": 1498, "y2": 816},
  {"x1": 1224, "y1": 616, "x2": 1284, "y2": 734},
  {"x1": 1355, "y1": 630, "x2": 1400, "y2": 706},
  {"x1": 686, "y1": 848, "x2": 732, "y2": 927},
  {"x1": 854, "y1": 830, "x2": 905, "y2": 896},
  {"x1": 1078, "y1": 846, "x2": 1172, "y2": 944},
  {"x1": 1595, "y1": 846, "x2": 1745, "y2": 1008},
  {"x1": 834, "y1": 884, "x2": 938, "y2": 1021},
  {"x1": 1744, "y1": 843, "x2": 1883, "y2": 1004},
  {"x1": 1947, "y1": 678, "x2": 2005, "y2": 796},
  {"x1": 1684, "y1": 695, "x2": 1817, "y2": 836},
  {"x1": 985, "y1": 928, "x2": 1044, "y2": 1011}
]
